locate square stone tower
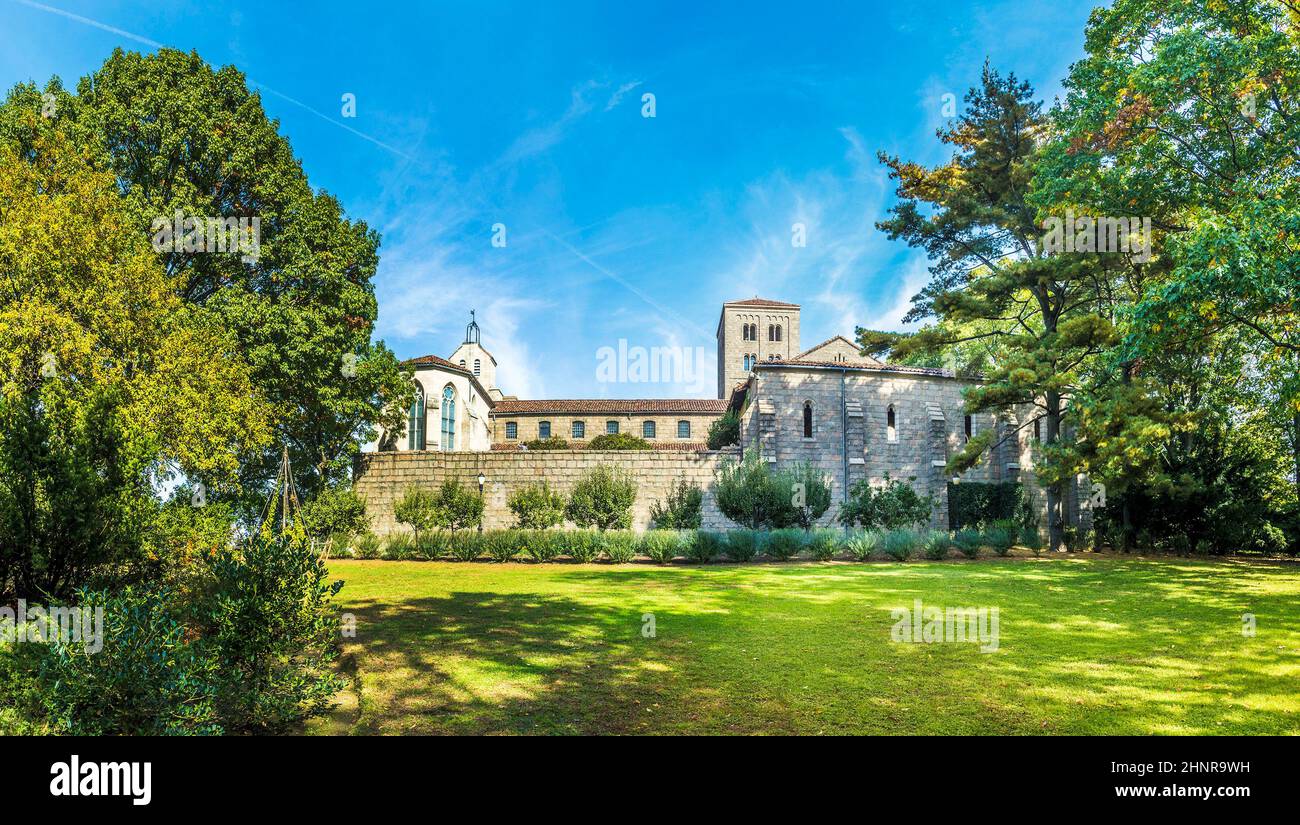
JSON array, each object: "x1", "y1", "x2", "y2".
[{"x1": 716, "y1": 297, "x2": 801, "y2": 398}]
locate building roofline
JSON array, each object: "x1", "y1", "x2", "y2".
[
  {"x1": 404, "y1": 355, "x2": 497, "y2": 403},
  {"x1": 753, "y1": 358, "x2": 981, "y2": 381}
]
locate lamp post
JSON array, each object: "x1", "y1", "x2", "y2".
[{"x1": 477, "y1": 472, "x2": 487, "y2": 534}]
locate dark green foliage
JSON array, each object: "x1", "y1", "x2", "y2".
[
  {"x1": 523, "y1": 436, "x2": 570, "y2": 450},
  {"x1": 484, "y1": 530, "x2": 521, "y2": 563},
  {"x1": 838, "y1": 473, "x2": 934, "y2": 530},
  {"x1": 947, "y1": 482, "x2": 1023, "y2": 530},
  {"x1": 565, "y1": 464, "x2": 637, "y2": 530},
  {"x1": 507, "y1": 481, "x2": 566, "y2": 529},
  {"x1": 564, "y1": 530, "x2": 600, "y2": 563},
  {"x1": 432, "y1": 480, "x2": 485, "y2": 533},
  {"x1": 807, "y1": 529, "x2": 839, "y2": 561},
  {"x1": 953, "y1": 529, "x2": 983, "y2": 559},
  {"x1": 393, "y1": 487, "x2": 438, "y2": 544},
  {"x1": 922, "y1": 530, "x2": 952, "y2": 560},
  {"x1": 715, "y1": 455, "x2": 831, "y2": 529},
  {"x1": 350, "y1": 532, "x2": 383, "y2": 559},
  {"x1": 706, "y1": 410, "x2": 741, "y2": 450},
  {"x1": 587, "y1": 433, "x2": 651, "y2": 450},
  {"x1": 881, "y1": 529, "x2": 918, "y2": 561},
  {"x1": 600, "y1": 531, "x2": 637, "y2": 563},
  {"x1": 38, "y1": 587, "x2": 220, "y2": 735},
  {"x1": 447, "y1": 532, "x2": 483, "y2": 561},
  {"x1": 723, "y1": 529, "x2": 760, "y2": 562},
  {"x1": 764, "y1": 529, "x2": 805, "y2": 561},
  {"x1": 649, "y1": 476, "x2": 703, "y2": 529},
  {"x1": 845, "y1": 530, "x2": 883, "y2": 561},
  {"x1": 523, "y1": 530, "x2": 564, "y2": 563},
  {"x1": 984, "y1": 520, "x2": 1017, "y2": 556},
  {"x1": 686, "y1": 531, "x2": 725, "y2": 563},
  {"x1": 640, "y1": 530, "x2": 681, "y2": 564},
  {"x1": 299, "y1": 486, "x2": 370, "y2": 554}
]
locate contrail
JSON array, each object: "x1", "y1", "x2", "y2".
[{"x1": 13, "y1": 0, "x2": 414, "y2": 161}]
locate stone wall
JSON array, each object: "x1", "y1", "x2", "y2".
[{"x1": 354, "y1": 449, "x2": 733, "y2": 536}]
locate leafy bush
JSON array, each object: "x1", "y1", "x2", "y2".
[
  {"x1": 650, "y1": 476, "x2": 703, "y2": 529},
  {"x1": 299, "y1": 486, "x2": 370, "y2": 555},
  {"x1": 432, "y1": 480, "x2": 485, "y2": 533},
  {"x1": 706, "y1": 409, "x2": 741, "y2": 449},
  {"x1": 947, "y1": 481, "x2": 1023, "y2": 530},
  {"x1": 565, "y1": 530, "x2": 601, "y2": 563},
  {"x1": 641, "y1": 530, "x2": 681, "y2": 564},
  {"x1": 350, "y1": 532, "x2": 382, "y2": 560},
  {"x1": 523, "y1": 436, "x2": 570, "y2": 450},
  {"x1": 984, "y1": 520, "x2": 1017, "y2": 556},
  {"x1": 38, "y1": 587, "x2": 220, "y2": 735},
  {"x1": 881, "y1": 529, "x2": 919, "y2": 561},
  {"x1": 485, "y1": 530, "x2": 522, "y2": 562},
  {"x1": 587, "y1": 433, "x2": 651, "y2": 450},
  {"x1": 523, "y1": 530, "x2": 563, "y2": 563},
  {"x1": 845, "y1": 530, "x2": 882, "y2": 561},
  {"x1": 807, "y1": 529, "x2": 840, "y2": 561},
  {"x1": 600, "y1": 531, "x2": 638, "y2": 563},
  {"x1": 507, "y1": 482, "x2": 566, "y2": 529},
  {"x1": 953, "y1": 528, "x2": 983, "y2": 559},
  {"x1": 383, "y1": 532, "x2": 418, "y2": 560},
  {"x1": 189, "y1": 533, "x2": 346, "y2": 733},
  {"x1": 565, "y1": 464, "x2": 637, "y2": 530},
  {"x1": 724, "y1": 529, "x2": 761, "y2": 562},
  {"x1": 922, "y1": 530, "x2": 952, "y2": 560},
  {"x1": 393, "y1": 486, "x2": 439, "y2": 544},
  {"x1": 447, "y1": 532, "x2": 483, "y2": 561},
  {"x1": 786, "y1": 463, "x2": 834, "y2": 530},
  {"x1": 687, "y1": 530, "x2": 725, "y2": 563},
  {"x1": 1021, "y1": 526, "x2": 1045, "y2": 556},
  {"x1": 838, "y1": 473, "x2": 934, "y2": 530},
  {"x1": 715, "y1": 455, "x2": 829, "y2": 529},
  {"x1": 418, "y1": 531, "x2": 453, "y2": 559},
  {"x1": 765, "y1": 529, "x2": 806, "y2": 561}
]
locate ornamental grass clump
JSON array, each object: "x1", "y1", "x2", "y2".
[
  {"x1": 881, "y1": 529, "x2": 919, "y2": 561},
  {"x1": 765, "y1": 528, "x2": 805, "y2": 561},
  {"x1": 724, "y1": 530, "x2": 760, "y2": 562},
  {"x1": 922, "y1": 530, "x2": 952, "y2": 560},
  {"x1": 844, "y1": 529, "x2": 882, "y2": 561}
]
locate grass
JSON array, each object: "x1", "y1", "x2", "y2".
[{"x1": 309, "y1": 555, "x2": 1300, "y2": 735}]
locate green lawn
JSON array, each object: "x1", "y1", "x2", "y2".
[{"x1": 309, "y1": 555, "x2": 1300, "y2": 735}]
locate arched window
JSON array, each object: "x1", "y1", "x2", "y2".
[
  {"x1": 743, "y1": 354, "x2": 751, "y2": 371},
  {"x1": 538, "y1": 421, "x2": 551, "y2": 439},
  {"x1": 440, "y1": 385, "x2": 456, "y2": 451},
  {"x1": 964, "y1": 414, "x2": 973, "y2": 442},
  {"x1": 473, "y1": 358, "x2": 481, "y2": 376},
  {"x1": 572, "y1": 421, "x2": 586, "y2": 439},
  {"x1": 742, "y1": 324, "x2": 751, "y2": 341},
  {"x1": 1033, "y1": 417, "x2": 1041, "y2": 441},
  {"x1": 408, "y1": 383, "x2": 426, "y2": 450},
  {"x1": 643, "y1": 421, "x2": 656, "y2": 438},
  {"x1": 803, "y1": 401, "x2": 813, "y2": 438},
  {"x1": 459, "y1": 359, "x2": 465, "y2": 368},
  {"x1": 505, "y1": 421, "x2": 518, "y2": 440},
  {"x1": 887, "y1": 405, "x2": 897, "y2": 443},
  {"x1": 677, "y1": 420, "x2": 690, "y2": 439},
  {"x1": 775, "y1": 324, "x2": 783, "y2": 342},
  {"x1": 768, "y1": 324, "x2": 775, "y2": 341}
]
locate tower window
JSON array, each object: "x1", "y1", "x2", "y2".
[
  {"x1": 473, "y1": 358, "x2": 481, "y2": 376},
  {"x1": 1033, "y1": 417, "x2": 1041, "y2": 441},
  {"x1": 964, "y1": 415, "x2": 973, "y2": 442},
  {"x1": 775, "y1": 324, "x2": 783, "y2": 342},
  {"x1": 887, "y1": 405, "x2": 897, "y2": 443},
  {"x1": 768, "y1": 324, "x2": 775, "y2": 341},
  {"x1": 505, "y1": 421, "x2": 517, "y2": 440},
  {"x1": 606, "y1": 420, "x2": 619, "y2": 435},
  {"x1": 677, "y1": 420, "x2": 690, "y2": 439},
  {"x1": 643, "y1": 421, "x2": 656, "y2": 438},
  {"x1": 743, "y1": 354, "x2": 752, "y2": 371},
  {"x1": 803, "y1": 401, "x2": 813, "y2": 438},
  {"x1": 742, "y1": 324, "x2": 751, "y2": 341},
  {"x1": 538, "y1": 421, "x2": 551, "y2": 439},
  {"x1": 572, "y1": 421, "x2": 586, "y2": 439}
]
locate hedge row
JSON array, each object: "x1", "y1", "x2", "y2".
[{"x1": 342, "y1": 523, "x2": 1046, "y2": 564}]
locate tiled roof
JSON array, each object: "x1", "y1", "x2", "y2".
[
  {"x1": 493, "y1": 398, "x2": 729, "y2": 414},
  {"x1": 796, "y1": 335, "x2": 882, "y2": 364},
  {"x1": 754, "y1": 358, "x2": 960, "y2": 378},
  {"x1": 492, "y1": 442, "x2": 711, "y2": 452},
  {"x1": 724, "y1": 297, "x2": 800, "y2": 308},
  {"x1": 405, "y1": 354, "x2": 469, "y2": 373}
]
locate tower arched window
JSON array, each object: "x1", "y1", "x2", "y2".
[
  {"x1": 742, "y1": 324, "x2": 751, "y2": 341},
  {"x1": 768, "y1": 324, "x2": 775, "y2": 342},
  {"x1": 743, "y1": 354, "x2": 752, "y2": 371},
  {"x1": 440, "y1": 385, "x2": 456, "y2": 451},
  {"x1": 964, "y1": 414, "x2": 973, "y2": 443},
  {"x1": 802, "y1": 401, "x2": 813, "y2": 438},
  {"x1": 473, "y1": 358, "x2": 481, "y2": 376},
  {"x1": 408, "y1": 383, "x2": 426, "y2": 450},
  {"x1": 775, "y1": 324, "x2": 783, "y2": 342},
  {"x1": 887, "y1": 405, "x2": 897, "y2": 443},
  {"x1": 1033, "y1": 417, "x2": 1041, "y2": 441}
]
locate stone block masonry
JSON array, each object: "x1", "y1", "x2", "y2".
[{"x1": 354, "y1": 450, "x2": 730, "y2": 536}]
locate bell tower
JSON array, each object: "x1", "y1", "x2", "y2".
[
  {"x1": 716, "y1": 297, "x2": 801, "y2": 398},
  {"x1": 449, "y1": 309, "x2": 501, "y2": 398}
]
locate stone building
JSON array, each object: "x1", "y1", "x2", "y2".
[{"x1": 361, "y1": 296, "x2": 1055, "y2": 533}]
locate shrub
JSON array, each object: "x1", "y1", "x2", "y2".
[
  {"x1": 351, "y1": 532, "x2": 382, "y2": 560},
  {"x1": 508, "y1": 482, "x2": 566, "y2": 529},
  {"x1": 432, "y1": 479, "x2": 485, "y2": 533},
  {"x1": 587, "y1": 432, "x2": 651, "y2": 450},
  {"x1": 383, "y1": 532, "x2": 418, "y2": 560},
  {"x1": 706, "y1": 410, "x2": 741, "y2": 449},
  {"x1": 566, "y1": 530, "x2": 601, "y2": 563},
  {"x1": 485, "y1": 530, "x2": 522, "y2": 563},
  {"x1": 38, "y1": 587, "x2": 221, "y2": 735},
  {"x1": 523, "y1": 436, "x2": 570, "y2": 450},
  {"x1": 523, "y1": 530, "x2": 563, "y2": 563},
  {"x1": 189, "y1": 533, "x2": 346, "y2": 733},
  {"x1": 953, "y1": 528, "x2": 983, "y2": 559},
  {"x1": 565, "y1": 464, "x2": 637, "y2": 530},
  {"x1": 922, "y1": 530, "x2": 952, "y2": 560},
  {"x1": 947, "y1": 481, "x2": 1023, "y2": 530},
  {"x1": 687, "y1": 530, "x2": 725, "y2": 563},
  {"x1": 881, "y1": 529, "x2": 918, "y2": 561},
  {"x1": 447, "y1": 532, "x2": 483, "y2": 561},
  {"x1": 600, "y1": 531, "x2": 637, "y2": 563},
  {"x1": 807, "y1": 529, "x2": 840, "y2": 561},
  {"x1": 724, "y1": 529, "x2": 760, "y2": 562},
  {"x1": 1021, "y1": 526, "x2": 1045, "y2": 556},
  {"x1": 650, "y1": 476, "x2": 703, "y2": 529},
  {"x1": 641, "y1": 530, "x2": 681, "y2": 564},
  {"x1": 784, "y1": 463, "x2": 833, "y2": 530},
  {"x1": 299, "y1": 486, "x2": 370, "y2": 555},
  {"x1": 393, "y1": 486, "x2": 439, "y2": 545},
  {"x1": 838, "y1": 473, "x2": 934, "y2": 530},
  {"x1": 845, "y1": 530, "x2": 882, "y2": 561},
  {"x1": 765, "y1": 529, "x2": 806, "y2": 561},
  {"x1": 715, "y1": 455, "x2": 828, "y2": 529},
  {"x1": 984, "y1": 520, "x2": 1017, "y2": 557}
]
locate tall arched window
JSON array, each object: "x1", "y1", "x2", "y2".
[
  {"x1": 768, "y1": 324, "x2": 775, "y2": 341},
  {"x1": 887, "y1": 405, "x2": 897, "y2": 443},
  {"x1": 408, "y1": 383, "x2": 426, "y2": 450},
  {"x1": 742, "y1": 324, "x2": 751, "y2": 341},
  {"x1": 743, "y1": 354, "x2": 752, "y2": 371},
  {"x1": 473, "y1": 358, "x2": 481, "y2": 376},
  {"x1": 775, "y1": 324, "x2": 783, "y2": 342},
  {"x1": 440, "y1": 385, "x2": 456, "y2": 451},
  {"x1": 803, "y1": 401, "x2": 813, "y2": 438},
  {"x1": 1033, "y1": 417, "x2": 1041, "y2": 441},
  {"x1": 964, "y1": 414, "x2": 973, "y2": 443}
]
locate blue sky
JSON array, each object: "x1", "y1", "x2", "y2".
[{"x1": 1, "y1": 0, "x2": 1099, "y2": 399}]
